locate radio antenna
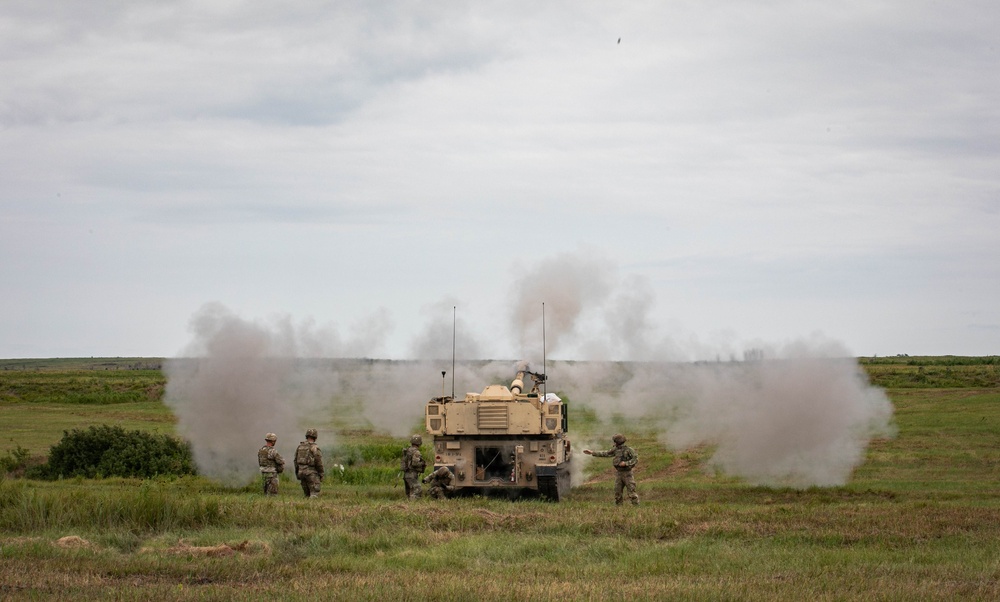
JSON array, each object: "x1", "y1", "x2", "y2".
[
  {"x1": 451, "y1": 305, "x2": 456, "y2": 399},
  {"x1": 542, "y1": 302, "x2": 547, "y2": 398}
]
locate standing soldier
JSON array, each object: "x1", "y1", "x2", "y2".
[
  {"x1": 401, "y1": 434, "x2": 427, "y2": 500},
  {"x1": 583, "y1": 433, "x2": 639, "y2": 506},
  {"x1": 294, "y1": 428, "x2": 324, "y2": 498},
  {"x1": 258, "y1": 432, "x2": 284, "y2": 496},
  {"x1": 422, "y1": 466, "x2": 456, "y2": 500}
]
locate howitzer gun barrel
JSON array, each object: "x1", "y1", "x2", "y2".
[{"x1": 510, "y1": 371, "x2": 526, "y2": 395}]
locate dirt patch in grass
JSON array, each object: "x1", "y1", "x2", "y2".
[{"x1": 142, "y1": 539, "x2": 269, "y2": 557}]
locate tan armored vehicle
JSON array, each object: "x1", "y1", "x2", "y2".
[{"x1": 425, "y1": 364, "x2": 571, "y2": 500}]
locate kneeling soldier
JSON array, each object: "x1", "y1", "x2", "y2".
[{"x1": 422, "y1": 466, "x2": 456, "y2": 500}]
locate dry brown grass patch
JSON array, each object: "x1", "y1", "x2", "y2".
[{"x1": 54, "y1": 535, "x2": 92, "y2": 549}]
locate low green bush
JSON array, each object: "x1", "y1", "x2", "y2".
[{"x1": 32, "y1": 425, "x2": 196, "y2": 479}]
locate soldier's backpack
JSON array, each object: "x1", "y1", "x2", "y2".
[
  {"x1": 258, "y1": 446, "x2": 271, "y2": 468},
  {"x1": 295, "y1": 442, "x2": 314, "y2": 468},
  {"x1": 401, "y1": 447, "x2": 425, "y2": 472}
]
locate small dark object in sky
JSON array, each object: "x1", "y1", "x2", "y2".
[{"x1": 617, "y1": 37, "x2": 621, "y2": 44}]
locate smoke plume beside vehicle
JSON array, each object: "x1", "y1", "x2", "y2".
[{"x1": 165, "y1": 253, "x2": 894, "y2": 489}]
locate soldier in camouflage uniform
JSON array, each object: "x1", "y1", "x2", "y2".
[
  {"x1": 422, "y1": 466, "x2": 456, "y2": 500},
  {"x1": 584, "y1": 433, "x2": 639, "y2": 505},
  {"x1": 258, "y1": 432, "x2": 285, "y2": 495},
  {"x1": 401, "y1": 434, "x2": 427, "y2": 500},
  {"x1": 294, "y1": 428, "x2": 324, "y2": 498}
]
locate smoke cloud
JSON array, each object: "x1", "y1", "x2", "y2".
[
  {"x1": 163, "y1": 303, "x2": 386, "y2": 485},
  {"x1": 407, "y1": 297, "x2": 483, "y2": 360},
  {"x1": 165, "y1": 251, "x2": 895, "y2": 490},
  {"x1": 509, "y1": 251, "x2": 615, "y2": 359},
  {"x1": 553, "y1": 345, "x2": 894, "y2": 488},
  {"x1": 505, "y1": 253, "x2": 895, "y2": 488},
  {"x1": 163, "y1": 303, "x2": 522, "y2": 486}
]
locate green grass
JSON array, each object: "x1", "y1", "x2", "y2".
[
  {"x1": 0, "y1": 369, "x2": 165, "y2": 405},
  {"x1": 0, "y1": 358, "x2": 163, "y2": 371},
  {"x1": 0, "y1": 357, "x2": 999, "y2": 600},
  {"x1": 0, "y1": 401, "x2": 174, "y2": 458},
  {"x1": 859, "y1": 355, "x2": 1000, "y2": 388},
  {"x1": 2, "y1": 483, "x2": 998, "y2": 599}
]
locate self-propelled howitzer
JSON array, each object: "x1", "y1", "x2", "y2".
[{"x1": 424, "y1": 366, "x2": 571, "y2": 500}]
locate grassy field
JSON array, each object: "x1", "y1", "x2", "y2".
[
  {"x1": 1, "y1": 357, "x2": 999, "y2": 600},
  {"x1": 858, "y1": 355, "x2": 1000, "y2": 388}
]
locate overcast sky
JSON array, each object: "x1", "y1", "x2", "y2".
[{"x1": 2, "y1": 0, "x2": 997, "y2": 360}]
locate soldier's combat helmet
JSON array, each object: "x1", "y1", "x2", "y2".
[
  {"x1": 612, "y1": 433, "x2": 626, "y2": 445},
  {"x1": 410, "y1": 435, "x2": 422, "y2": 446},
  {"x1": 305, "y1": 428, "x2": 318, "y2": 440},
  {"x1": 264, "y1": 433, "x2": 277, "y2": 442}
]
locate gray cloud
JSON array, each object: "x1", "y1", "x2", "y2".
[{"x1": 1, "y1": 1, "x2": 998, "y2": 359}]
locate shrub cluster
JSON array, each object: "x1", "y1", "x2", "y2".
[
  {"x1": 0, "y1": 446, "x2": 30, "y2": 476},
  {"x1": 34, "y1": 425, "x2": 196, "y2": 479}
]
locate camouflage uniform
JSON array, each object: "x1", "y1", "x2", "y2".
[
  {"x1": 591, "y1": 435, "x2": 639, "y2": 505},
  {"x1": 294, "y1": 429, "x2": 324, "y2": 498},
  {"x1": 422, "y1": 466, "x2": 456, "y2": 499},
  {"x1": 401, "y1": 435, "x2": 427, "y2": 500},
  {"x1": 258, "y1": 433, "x2": 285, "y2": 496}
]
